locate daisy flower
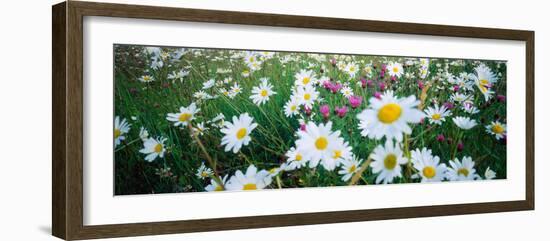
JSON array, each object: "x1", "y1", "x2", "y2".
[
  {"x1": 114, "y1": 116, "x2": 131, "y2": 147},
  {"x1": 205, "y1": 175, "x2": 228, "y2": 192},
  {"x1": 138, "y1": 74, "x2": 154, "y2": 83},
  {"x1": 338, "y1": 156, "x2": 363, "y2": 182},
  {"x1": 453, "y1": 116, "x2": 477, "y2": 130},
  {"x1": 284, "y1": 98, "x2": 301, "y2": 117},
  {"x1": 470, "y1": 64, "x2": 497, "y2": 101},
  {"x1": 295, "y1": 121, "x2": 343, "y2": 169},
  {"x1": 202, "y1": 79, "x2": 215, "y2": 90},
  {"x1": 344, "y1": 62, "x2": 359, "y2": 78},
  {"x1": 419, "y1": 67, "x2": 429, "y2": 79},
  {"x1": 139, "y1": 136, "x2": 167, "y2": 162},
  {"x1": 294, "y1": 69, "x2": 316, "y2": 87},
  {"x1": 220, "y1": 113, "x2": 258, "y2": 153},
  {"x1": 249, "y1": 78, "x2": 276, "y2": 106},
  {"x1": 209, "y1": 113, "x2": 225, "y2": 128},
  {"x1": 284, "y1": 147, "x2": 308, "y2": 171},
  {"x1": 484, "y1": 167, "x2": 497, "y2": 180},
  {"x1": 196, "y1": 162, "x2": 213, "y2": 179},
  {"x1": 450, "y1": 93, "x2": 471, "y2": 103},
  {"x1": 411, "y1": 148, "x2": 447, "y2": 182},
  {"x1": 419, "y1": 58, "x2": 430, "y2": 68},
  {"x1": 243, "y1": 52, "x2": 258, "y2": 66},
  {"x1": 139, "y1": 126, "x2": 149, "y2": 141},
  {"x1": 424, "y1": 105, "x2": 451, "y2": 125},
  {"x1": 485, "y1": 121, "x2": 507, "y2": 140},
  {"x1": 340, "y1": 86, "x2": 354, "y2": 98},
  {"x1": 241, "y1": 69, "x2": 250, "y2": 77},
  {"x1": 446, "y1": 156, "x2": 478, "y2": 181},
  {"x1": 363, "y1": 64, "x2": 374, "y2": 77},
  {"x1": 356, "y1": 90, "x2": 424, "y2": 142},
  {"x1": 167, "y1": 69, "x2": 189, "y2": 83},
  {"x1": 225, "y1": 165, "x2": 272, "y2": 191},
  {"x1": 228, "y1": 83, "x2": 242, "y2": 98},
  {"x1": 166, "y1": 103, "x2": 200, "y2": 127},
  {"x1": 462, "y1": 101, "x2": 480, "y2": 114},
  {"x1": 386, "y1": 62, "x2": 404, "y2": 78},
  {"x1": 295, "y1": 85, "x2": 319, "y2": 109},
  {"x1": 319, "y1": 138, "x2": 352, "y2": 171},
  {"x1": 191, "y1": 122, "x2": 208, "y2": 136},
  {"x1": 370, "y1": 140, "x2": 408, "y2": 184}
]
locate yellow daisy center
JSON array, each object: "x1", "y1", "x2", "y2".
[
  {"x1": 333, "y1": 150, "x2": 342, "y2": 159},
  {"x1": 243, "y1": 70, "x2": 249, "y2": 74},
  {"x1": 236, "y1": 128, "x2": 247, "y2": 140},
  {"x1": 114, "y1": 129, "x2": 121, "y2": 138},
  {"x1": 290, "y1": 105, "x2": 297, "y2": 111},
  {"x1": 302, "y1": 77, "x2": 311, "y2": 85},
  {"x1": 432, "y1": 113, "x2": 441, "y2": 120},
  {"x1": 349, "y1": 165, "x2": 357, "y2": 173},
  {"x1": 178, "y1": 113, "x2": 192, "y2": 122},
  {"x1": 492, "y1": 124, "x2": 504, "y2": 134},
  {"x1": 384, "y1": 154, "x2": 397, "y2": 170},
  {"x1": 143, "y1": 76, "x2": 151, "y2": 81},
  {"x1": 350, "y1": 67, "x2": 356, "y2": 72},
  {"x1": 314, "y1": 137, "x2": 328, "y2": 150},
  {"x1": 214, "y1": 185, "x2": 224, "y2": 191},
  {"x1": 457, "y1": 168, "x2": 469, "y2": 177},
  {"x1": 422, "y1": 166, "x2": 436, "y2": 179},
  {"x1": 304, "y1": 93, "x2": 311, "y2": 101},
  {"x1": 393, "y1": 67, "x2": 399, "y2": 73},
  {"x1": 295, "y1": 154, "x2": 303, "y2": 161},
  {"x1": 243, "y1": 183, "x2": 257, "y2": 190},
  {"x1": 201, "y1": 171, "x2": 209, "y2": 177},
  {"x1": 260, "y1": 89, "x2": 268, "y2": 97},
  {"x1": 480, "y1": 79, "x2": 489, "y2": 86},
  {"x1": 154, "y1": 143, "x2": 163, "y2": 153},
  {"x1": 378, "y1": 103, "x2": 402, "y2": 124}
]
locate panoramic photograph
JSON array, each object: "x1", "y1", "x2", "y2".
[{"x1": 113, "y1": 44, "x2": 507, "y2": 195}]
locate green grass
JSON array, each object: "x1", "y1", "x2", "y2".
[{"x1": 113, "y1": 45, "x2": 507, "y2": 195}]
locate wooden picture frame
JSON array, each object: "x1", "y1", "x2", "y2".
[{"x1": 52, "y1": 1, "x2": 534, "y2": 240}]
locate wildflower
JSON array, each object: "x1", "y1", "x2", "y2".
[
  {"x1": 205, "y1": 175, "x2": 228, "y2": 192},
  {"x1": 196, "y1": 162, "x2": 213, "y2": 179},
  {"x1": 250, "y1": 78, "x2": 276, "y2": 106},
  {"x1": 225, "y1": 165, "x2": 272, "y2": 191},
  {"x1": 295, "y1": 85, "x2": 319, "y2": 109},
  {"x1": 356, "y1": 90, "x2": 424, "y2": 142},
  {"x1": 447, "y1": 156, "x2": 478, "y2": 181},
  {"x1": 114, "y1": 116, "x2": 131, "y2": 147},
  {"x1": 285, "y1": 147, "x2": 308, "y2": 170},
  {"x1": 453, "y1": 116, "x2": 477, "y2": 130},
  {"x1": 411, "y1": 148, "x2": 447, "y2": 182},
  {"x1": 139, "y1": 136, "x2": 167, "y2": 162},
  {"x1": 166, "y1": 103, "x2": 200, "y2": 127},
  {"x1": 338, "y1": 156, "x2": 363, "y2": 181},
  {"x1": 138, "y1": 74, "x2": 154, "y2": 83},
  {"x1": 220, "y1": 113, "x2": 258, "y2": 153},
  {"x1": 335, "y1": 106, "x2": 348, "y2": 118},
  {"x1": 284, "y1": 98, "x2": 300, "y2": 117},
  {"x1": 424, "y1": 105, "x2": 451, "y2": 125},
  {"x1": 386, "y1": 62, "x2": 404, "y2": 78},
  {"x1": 370, "y1": 140, "x2": 407, "y2": 184},
  {"x1": 485, "y1": 121, "x2": 507, "y2": 140},
  {"x1": 294, "y1": 69, "x2": 316, "y2": 87}
]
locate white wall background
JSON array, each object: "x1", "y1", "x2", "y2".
[{"x1": 0, "y1": 0, "x2": 547, "y2": 240}]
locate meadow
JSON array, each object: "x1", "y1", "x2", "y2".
[{"x1": 113, "y1": 44, "x2": 507, "y2": 195}]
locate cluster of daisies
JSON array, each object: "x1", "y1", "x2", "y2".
[{"x1": 114, "y1": 46, "x2": 506, "y2": 193}]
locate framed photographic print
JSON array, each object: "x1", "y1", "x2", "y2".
[{"x1": 52, "y1": 1, "x2": 534, "y2": 240}]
